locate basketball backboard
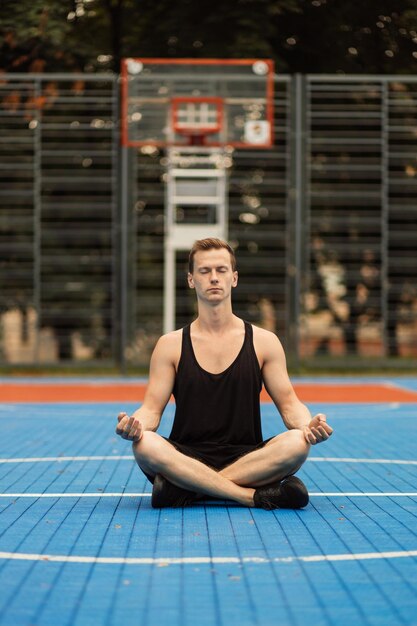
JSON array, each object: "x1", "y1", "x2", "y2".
[{"x1": 121, "y1": 58, "x2": 274, "y2": 149}]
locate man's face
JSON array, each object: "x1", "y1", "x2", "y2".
[{"x1": 187, "y1": 248, "x2": 238, "y2": 302}]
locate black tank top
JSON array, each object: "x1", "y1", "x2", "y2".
[{"x1": 169, "y1": 320, "x2": 263, "y2": 461}]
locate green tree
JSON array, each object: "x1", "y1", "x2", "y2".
[{"x1": 2, "y1": 0, "x2": 417, "y2": 74}]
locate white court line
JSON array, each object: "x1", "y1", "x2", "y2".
[
  {"x1": 0, "y1": 492, "x2": 416, "y2": 498},
  {"x1": 0, "y1": 549, "x2": 416, "y2": 565},
  {"x1": 0, "y1": 455, "x2": 416, "y2": 465},
  {"x1": 0, "y1": 456, "x2": 132, "y2": 464},
  {"x1": 308, "y1": 457, "x2": 417, "y2": 466},
  {"x1": 310, "y1": 493, "x2": 417, "y2": 497},
  {"x1": 0, "y1": 493, "x2": 149, "y2": 498}
]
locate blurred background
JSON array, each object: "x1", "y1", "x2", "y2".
[{"x1": 1, "y1": 0, "x2": 417, "y2": 373}]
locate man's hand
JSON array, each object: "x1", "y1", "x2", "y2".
[
  {"x1": 116, "y1": 412, "x2": 143, "y2": 442},
  {"x1": 303, "y1": 413, "x2": 333, "y2": 445}
]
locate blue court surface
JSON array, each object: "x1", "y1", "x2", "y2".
[{"x1": 0, "y1": 381, "x2": 416, "y2": 625}]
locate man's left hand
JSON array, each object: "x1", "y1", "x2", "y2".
[{"x1": 303, "y1": 413, "x2": 333, "y2": 445}]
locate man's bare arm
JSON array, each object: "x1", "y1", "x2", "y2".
[
  {"x1": 116, "y1": 333, "x2": 179, "y2": 442},
  {"x1": 255, "y1": 327, "x2": 333, "y2": 445}
]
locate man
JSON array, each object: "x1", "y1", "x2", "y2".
[{"x1": 116, "y1": 238, "x2": 333, "y2": 509}]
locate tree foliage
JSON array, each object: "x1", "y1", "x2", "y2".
[{"x1": 1, "y1": 0, "x2": 417, "y2": 74}]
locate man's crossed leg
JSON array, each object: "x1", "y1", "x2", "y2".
[{"x1": 132, "y1": 430, "x2": 310, "y2": 510}]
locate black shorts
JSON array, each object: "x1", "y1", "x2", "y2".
[{"x1": 142, "y1": 436, "x2": 274, "y2": 484}]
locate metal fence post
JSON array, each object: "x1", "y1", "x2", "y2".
[
  {"x1": 288, "y1": 73, "x2": 307, "y2": 367},
  {"x1": 33, "y1": 77, "x2": 42, "y2": 363},
  {"x1": 119, "y1": 142, "x2": 129, "y2": 375},
  {"x1": 381, "y1": 80, "x2": 389, "y2": 357},
  {"x1": 111, "y1": 77, "x2": 120, "y2": 370}
]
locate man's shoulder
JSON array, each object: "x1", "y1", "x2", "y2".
[
  {"x1": 251, "y1": 324, "x2": 283, "y2": 357},
  {"x1": 251, "y1": 324, "x2": 279, "y2": 342},
  {"x1": 156, "y1": 328, "x2": 183, "y2": 349},
  {"x1": 151, "y1": 329, "x2": 183, "y2": 366}
]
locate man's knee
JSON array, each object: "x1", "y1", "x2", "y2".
[
  {"x1": 283, "y1": 429, "x2": 310, "y2": 468},
  {"x1": 267, "y1": 429, "x2": 309, "y2": 471},
  {"x1": 286, "y1": 428, "x2": 309, "y2": 447},
  {"x1": 132, "y1": 431, "x2": 171, "y2": 473}
]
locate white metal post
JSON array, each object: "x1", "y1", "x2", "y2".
[{"x1": 163, "y1": 147, "x2": 228, "y2": 333}]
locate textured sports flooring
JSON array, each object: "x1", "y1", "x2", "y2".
[{"x1": 0, "y1": 378, "x2": 416, "y2": 626}]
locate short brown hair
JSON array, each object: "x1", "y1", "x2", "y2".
[{"x1": 188, "y1": 238, "x2": 237, "y2": 273}]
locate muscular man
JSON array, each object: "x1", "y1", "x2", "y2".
[{"x1": 116, "y1": 238, "x2": 333, "y2": 509}]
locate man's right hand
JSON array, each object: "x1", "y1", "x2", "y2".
[{"x1": 116, "y1": 412, "x2": 143, "y2": 442}]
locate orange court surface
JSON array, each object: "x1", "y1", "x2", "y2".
[{"x1": 1, "y1": 378, "x2": 417, "y2": 403}]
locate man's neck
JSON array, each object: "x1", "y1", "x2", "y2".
[{"x1": 194, "y1": 303, "x2": 238, "y2": 334}]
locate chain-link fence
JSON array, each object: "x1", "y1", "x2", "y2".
[
  {"x1": 302, "y1": 76, "x2": 417, "y2": 365},
  {"x1": 1, "y1": 73, "x2": 416, "y2": 369},
  {"x1": 0, "y1": 73, "x2": 117, "y2": 366}
]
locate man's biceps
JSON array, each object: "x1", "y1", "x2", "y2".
[
  {"x1": 149, "y1": 369, "x2": 174, "y2": 394},
  {"x1": 262, "y1": 352, "x2": 290, "y2": 383},
  {"x1": 262, "y1": 361, "x2": 285, "y2": 388},
  {"x1": 149, "y1": 354, "x2": 176, "y2": 383}
]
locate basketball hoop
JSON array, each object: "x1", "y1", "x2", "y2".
[
  {"x1": 121, "y1": 58, "x2": 274, "y2": 149},
  {"x1": 120, "y1": 57, "x2": 275, "y2": 336},
  {"x1": 171, "y1": 97, "x2": 223, "y2": 146}
]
